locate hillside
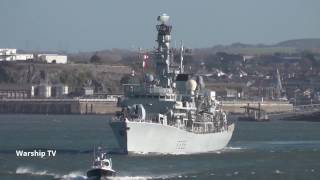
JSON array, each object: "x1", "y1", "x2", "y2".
[
  {"x1": 0, "y1": 63, "x2": 132, "y2": 93},
  {"x1": 194, "y1": 38, "x2": 320, "y2": 55},
  {"x1": 276, "y1": 38, "x2": 320, "y2": 49}
]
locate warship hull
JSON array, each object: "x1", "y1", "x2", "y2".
[{"x1": 110, "y1": 121, "x2": 235, "y2": 154}]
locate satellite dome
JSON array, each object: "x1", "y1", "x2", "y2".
[
  {"x1": 157, "y1": 13, "x2": 170, "y2": 24},
  {"x1": 145, "y1": 74, "x2": 154, "y2": 82},
  {"x1": 186, "y1": 79, "x2": 197, "y2": 91}
]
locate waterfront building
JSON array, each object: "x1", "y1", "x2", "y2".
[
  {"x1": 15, "y1": 54, "x2": 34, "y2": 61},
  {"x1": 0, "y1": 48, "x2": 16, "y2": 55},
  {"x1": 37, "y1": 54, "x2": 68, "y2": 64},
  {"x1": 0, "y1": 84, "x2": 31, "y2": 98},
  {"x1": 82, "y1": 87, "x2": 94, "y2": 96},
  {"x1": 0, "y1": 48, "x2": 34, "y2": 61}
]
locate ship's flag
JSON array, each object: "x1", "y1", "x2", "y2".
[{"x1": 143, "y1": 54, "x2": 149, "y2": 69}]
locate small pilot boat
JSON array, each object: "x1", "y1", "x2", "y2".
[{"x1": 87, "y1": 147, "x2": 116, "y2": 179}]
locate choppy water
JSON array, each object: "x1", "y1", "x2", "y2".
[{"x1": 0, "y1": 114, "x2": 320, "y2": 180}]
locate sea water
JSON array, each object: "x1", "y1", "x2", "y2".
[{"x1": 0, "y1": 114, "x2": 319, "y2": 180}]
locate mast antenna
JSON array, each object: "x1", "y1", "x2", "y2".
[{"x1": 180, "y1": 40, "x2": 184, "y2": 73}]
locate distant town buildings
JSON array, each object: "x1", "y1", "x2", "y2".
[
  {"x1": 0, "y1": 83, "x2": 69, "y2": 99},
  {"x1": 242, "y1": 55, "x2": 255, "y2": 62},
  {"x1": 37, "y1": 54, "x2": 68, "y2": 64},
  {"x1": 0, "y1": 48, "x2": 67, "y2": 64},
  {"x1": 0, "y1": 84, "x2": 31, "y2": 98},
  {"x1": 0, "y1": 48, "x2": 16, "y2": 55},
  {"x1": 16, "y1": 54, "x2": 34, "y2": 61},
  {"x1": 82, "y1": 87, "x2": 94, "y2": 96},
  {"x1": 0, "y1": 48, "x2": 33, "y2": 61}
]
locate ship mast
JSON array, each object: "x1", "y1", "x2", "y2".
[
  {"x1": 180, "y1": 41, "x2": 184, "y2": 73},
  {"x1": 155, "y1": 14, "x2": 172, "y2": 88}
]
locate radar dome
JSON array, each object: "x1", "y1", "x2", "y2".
[
  {"x1": 145, "y1": 74, "x2": 154, "y2": 82},
  {"x1": 157, "y1": 13, "x2": 170, "y2": 24},
  {"x1": 186, "y1": 79, "x2": 197, "y2": 91}
]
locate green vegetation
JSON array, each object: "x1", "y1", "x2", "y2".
[
  {"x1": 0, "y1": 66, "x2": 13, "y2": 83},
  {"x1": 219, "y1": 47, "x2": 297, "y2": 55},
  {"x1": 0, "y1": 63, "x2": 131, "y2": 94},
  {"x1": 90, "y1": 53, "x2": 102, "y2": 64}
]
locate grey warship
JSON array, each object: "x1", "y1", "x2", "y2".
[{"x1": 110, "y1": 14, "x2": 235, "y2": 154}]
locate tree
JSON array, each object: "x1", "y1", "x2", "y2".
[
  {"x1": 90, "y1": 53, "x2": 102, "y2": 64},
  {"x1": 0, "y1": 66, "x2": 12, "y2": 83}
]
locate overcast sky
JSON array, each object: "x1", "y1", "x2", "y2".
[{"x1": 0, "y1": 0, "x2": 319, "y2": 52}]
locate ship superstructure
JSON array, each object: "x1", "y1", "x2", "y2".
[{"x1": 110, "y1": 14, "x2": 234, "y2": 154}]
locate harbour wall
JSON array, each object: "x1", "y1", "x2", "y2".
[
  {"x1": 221, "y1": 100, "x2": 293, "y2": 113},
  {"x1": 0, "y1": 99, "x2": 120, "y2": 114},
  {"x1": 0, "y1": 99, "x2": 293, "y2": 114}
]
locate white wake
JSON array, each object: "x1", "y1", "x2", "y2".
[
  {"x1": 16, "y1": 166, "x2": 182, "y2": 180},
  {"x1": 16, "y1": 166, "x2": 86, "y2": 179}
]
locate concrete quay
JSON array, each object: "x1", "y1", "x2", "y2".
[
  {"x1": 0, "y1": 99, "x2": 293, "y2": 115},
  {"x1": 0, "y1": 98, "x2": 120, "y2": 114},
  {"x1": 221, "y1": 100, "x2": 293, "y2": 113}
]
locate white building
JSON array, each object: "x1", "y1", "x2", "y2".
[
  {"x1": 0, "y1": 49, "x2": 34, "y2": 61},
  {"x1": 0, "y1": 48, "x2": 17, "y2": 61},
  {"x1": 15, "y1": 54, "x2": 34, "y2": 61},
  {"x1": 38, "y1": 54, "x2": 68, "y2": 64},
  {"x1": 243, "y1": 55, "x2": 255, "y2": 62},
  {"x1": 0, "y1": 56, "x2": 15, "y2": 61},
  {"x1": 0, "y1": 48, "x2": 17, "y2": 55},
  {"x1": 82, "y1": 87, "x2": 94, "y2": 96},
  {"x1": 1, "y1": 48, "x2": 67, "y2": 64}
]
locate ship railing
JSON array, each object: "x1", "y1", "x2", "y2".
[
  {"x1": 123, "y1": 84, "x2": 175, "y2": 96},
  {"x1": 190, "y1": 121, "x2": 228, "y2": 134},
  {"x1": 221, "y1": 100, "x2": 291, "y2": 105},
  {"x1": 112, "y1": 114, "x2": 229, "y2": 133},
  {"x1": 128, "y1": 114, "x2": 157, "y2": 123}
]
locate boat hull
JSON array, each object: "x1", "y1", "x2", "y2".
[
  {"x1": 87, "y1": 168, "x2": 116, "y2": 179},
  {"x1": 110, "y1": 121, "x2": 234, "y2": 154}
]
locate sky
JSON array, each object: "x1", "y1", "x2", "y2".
[{"x1": 0, "y1": 0, "x2": 319, "y2": 52}]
